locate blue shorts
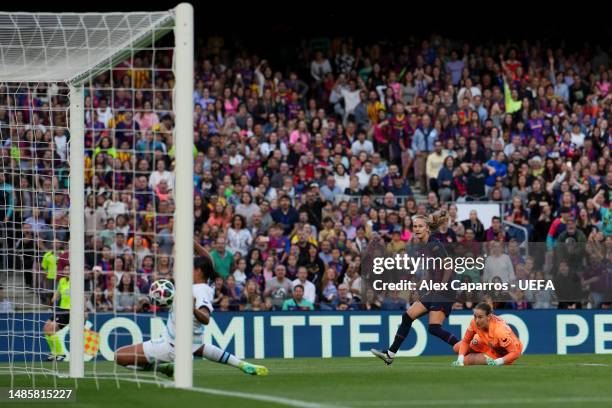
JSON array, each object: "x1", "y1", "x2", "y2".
[{"x1": 421, "y1": 291, "x2": 454, "y2": 317}]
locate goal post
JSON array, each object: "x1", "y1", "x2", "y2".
[
  {"x1": 0, "y1": 3, "x2": 194, "y2": 388},
  {"x1": 172, "y1": 2, "x2": 194, "y2": 389},
  {"x1": 68, "y1": 83, "x2": 85, "y2": 379}
]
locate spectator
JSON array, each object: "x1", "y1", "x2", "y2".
[
  {"x1": 239, "y1": 279, "x2": 261, "y2": 310},
  {"x1": 292, "y1": 266, "x2": 316, "y2": 304},
  {"x1": 98, "y1": 217, "x2": 116, "y2": 247},
  {"x1": 485, "y1": 151, "x2": 507, "y2": 194},
  {"x1": 210, "y1": 237, "x2": 234, "y2": 279},
  {"x1": 554, "y1": 261, "x2": 584, "y2": 309},
  {"x1": 343, "y1": 262, "x2": 363, "y2": 302},
  {"x1": 425, "y1": 141, "x2": 446, "y2": 193},
  {"x1": 446, "y1": 50, "x2": 466, "y2": 86},
  {"x1": 331, "y1": 284, "x2": 357, "y2": 310},
  {"x1": 556, "y1": 218, "x2": 587, "y2": 247},
  {"x1": 592, "y1": 189, "x2": 612, "y2": 237},
  {"x1": 381, "y1": 291, "x2": 407, "y2": 311},
  {"x1": 282, "y1": 285, "x2": 314, "y2": 311},
  {"x1": 148, "y1": 159, "x2": 173, "y2": 190},
  {"x1": 412, "y1": 114, "x2": 438, "y2": 192},
  {"x1": 547, "y1": 207, "x2": 573, "y2": 249},
  {"x1": 319, "y1": 268, "x2": 339, "y2": 310},
  {"x1": 235, "y1": 192, "x2": 260, "y2": 226},
  {"x1": 461, "y1": 210, "x2": 485, "y2": 242},
  {"x1": 264, "y1": 264, "x2": 292, "y2": 310},
  {"x1": 333, "y1": 164, "x2": 350, "y2": 193},
  {"x1": 154, "y1": 254, "x2": 173, "y2": 281},
  {"x1": 351, "y1": 130, "x2": 374, "y2": 156},
  {"x1": 484, "y1": 216, "x2": 506, "y2": 242},
  {"x1": 387, "y1": 173, "x2": 413, "y2": 196},
  {"x1": 232, "y1": 258, "x2": 248, "y2": 289},
  {"x1": 320, "y1": 175, "x2": 343, "y2": 203},
  {"x1": 244, "y1": 294, "x2": 265, "y2": 311},
  {"x1": 361, "y1": 288, "x2": 382, "y2": 311},
  {"x1": 227, "y1": 215, "x2": 252, "y2": 257},
  {"x1": 357, "y1": 161, "x2": 375, "y2": 189},
  {"x1": 212, "y1": 276, "x2": 228, "y2": 309},
  {"x1": 271, "y1": 195, "x2": 299, "y2": 235},
  {"x1": 464, "y1": 161, "x2": 487, "y2": 201},
  {"x1": 115, "y1": 274, "x2": 141, "y2": 312},
  {"x1": 310, "y1": 51, "x2": 332, "y2": 82},
  {"x1": 111, "y1": 232, "x2": 132, "y2": 258},
  {"x1": 483, "y1": 241, "x2": 515, "y2": 283},
  {"x1": 224, "y1": 275, "x2": 241, "y2": 310},
  {"x1": 437, "y1": 156, "x2": 455, "y2": 202},
  {"x1": 530, "y1": 271, "x2": 554, "y2": 309}
]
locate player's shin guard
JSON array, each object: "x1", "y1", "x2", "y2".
[
  {"x1": 201, "y1": 344, "x2": 240, "y2": 367},
  {"x1": 389, "y1": 313, "x2": 413, "y2": 354},
  {"x1": 428, "y1": 324, "x2": 459, "y2": 346}
]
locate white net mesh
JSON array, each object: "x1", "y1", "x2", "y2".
[
  {"x1": 0, "y1": 12, "x2": 174, "y2": 83},
  {"x1": 0, "y1": 9, "x2": 182, "y2": 387},
  {"x1": 0, "y1": 82, "x2": 75, "y2": 386}
]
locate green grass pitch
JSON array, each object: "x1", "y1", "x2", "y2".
[{"x1": 4, "y1": 355, "x2": 612, "y2": 408}]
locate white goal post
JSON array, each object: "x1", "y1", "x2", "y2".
[
  {"x1": 171, "y1": 3, "x2": 194, "y2": 389},
  {"x1": 0, "y1": 3, "x2": 194, "y2": 387}
]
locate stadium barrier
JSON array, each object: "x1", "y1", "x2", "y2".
[{"x1": 2, "y1": 310, "x2": 611, "y2": 361}]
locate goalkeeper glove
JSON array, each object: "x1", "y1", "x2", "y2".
[
  {"x1": 452, "y1": 355, "x2": 465, "y2": 366},
  {"x1": 485, "y1": 356, "x2": 505, "y2": 366}
]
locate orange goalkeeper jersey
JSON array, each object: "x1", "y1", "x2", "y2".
[{"x1": 459, "y1": 314, "x2": 523, "y2": 364}]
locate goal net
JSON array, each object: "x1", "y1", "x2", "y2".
[{"x1": 0, "y1": 4, "x2": 194, "y2": 388}]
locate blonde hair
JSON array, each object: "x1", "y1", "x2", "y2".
[{"x1": 412, "y1": 210, "x2": 449, "y2": 232}]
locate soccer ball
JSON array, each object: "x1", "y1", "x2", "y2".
[{"x1": 148, "y1": 279, "x2": 175, "y2": 307}]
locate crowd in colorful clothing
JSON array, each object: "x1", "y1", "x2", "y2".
[{"x1": 1, "y1": 35, "x2": 611, "y2": 312}]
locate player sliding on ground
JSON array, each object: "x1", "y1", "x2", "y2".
[
  {"x1": 371, "y1": 211, "x2": 460, "y2": 365},
  {"x1": 452, "y1": 302, "x2": 523, "y2": 366},
  {"x1": 114, "y1": 256, "x2": 268, "y2": 377}
]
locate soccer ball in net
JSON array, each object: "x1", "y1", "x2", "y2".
[{"x1": 149, "y1": 279, "x2": 175, "y2": 307}]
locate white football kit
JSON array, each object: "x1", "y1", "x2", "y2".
[{"x1": 143, "y1": 283, "x2": 214, "y2": 363}]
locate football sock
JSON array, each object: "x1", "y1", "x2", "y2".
[
  {"x1": 389, "y1": 313, "x2": 413, "y2": 354},
  {"x1": 202, "y1": 343, "x2": 240, "y2": 367},
  {"x1": 428, "y1": 324, "x2": 459, "y2": 346},
  {"x1": 44, "y1": 334, "x2": 55, "y2": 355},
  {"x1": 52, "y1": 335, "x2": 64, "y2": 355},
  {"x1": 45, "y1": 334, "x2": 63, "y2": 355}
]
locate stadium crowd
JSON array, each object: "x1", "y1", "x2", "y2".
[{"x1": 0, "y1": 35, "x2": 611, "y2": 313}]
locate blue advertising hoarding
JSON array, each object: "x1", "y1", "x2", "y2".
[{"x1": 1, "y1": 310, "x2": 611, "y2": 361}]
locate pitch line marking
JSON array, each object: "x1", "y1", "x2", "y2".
[
  {"x1": 80, "y1": 375, "x2": 350, "y2": 408},
  {"x1": 344, "y1": 396, "x2": 612, "y2": 406}
]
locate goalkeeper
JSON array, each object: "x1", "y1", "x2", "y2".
[{"x1": 452, "y1": 302, "x2": 523, "y2": 366}]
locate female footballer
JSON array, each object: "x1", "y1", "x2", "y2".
[
  {"x1": 371, "y1": 211, "x2": 460, "y2": 364},
  {"x1": 452, "y1": 302, "x2": 523, "y2": 366}
]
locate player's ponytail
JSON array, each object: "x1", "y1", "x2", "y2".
[
  {"x1": 411, "y1": 210, "x2": 448, "y2": 233},
  {"x1": 427, "y1": 210, "x2": 449, "y2": 231},
  {"x1": 475, "y1": 302, "x2": 492, "y2": 315}
]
